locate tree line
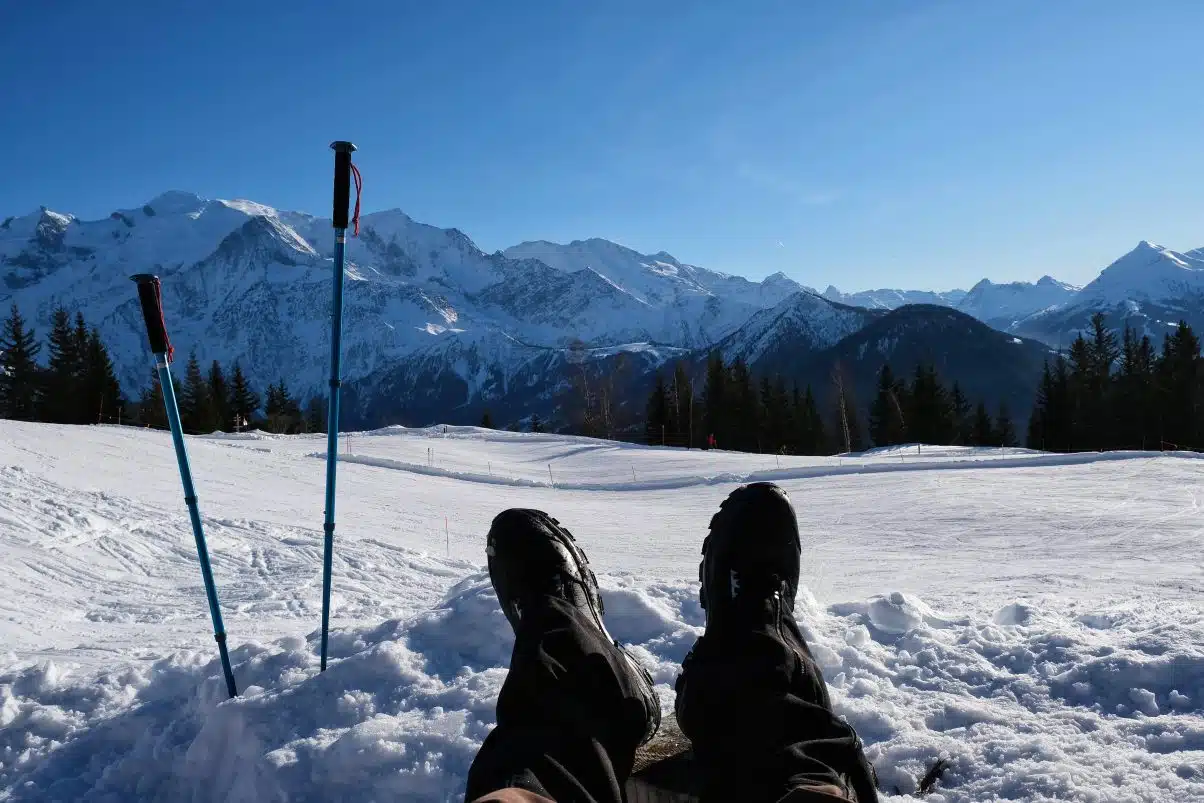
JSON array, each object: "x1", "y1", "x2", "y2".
[
  {"x1": 0, "y1": 303, "x2": 324, "y2": 434},
  {"x1": 0, "y1": 304, "x2": 123, "y2": 425},
  {"x1": 644, "y1": 355, "x2": 836, "y2": 454},
  {"x1": 643, "y1": 353, "x2": 1017, "y2": 455},
  {"x1": 1027, "y1": 314, "x2": 1204, "y2": 452}
]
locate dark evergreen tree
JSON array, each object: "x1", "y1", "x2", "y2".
[
  {"x1": 43, "y1": 306, "x2": 81, "y2": 424},
  {"x1": 304, "y1": 395, "x2": 327, "y2": 433},
  {"x1": 968, "y1": 401, "x2": 994, "y2": 446},
  {"x1": 228, "y1": 362, "x2": 260, "y2": 429},
  {"x1": 1155, "y1": 321, "x2": 1201, "y2": 449},
  {"x1": 81, "y1": 328, "x2": 123, "y2": 425},
  {"x1": 908, "y1": 364, "x2": 954, "y2": 445},
  {"x1": 701, "y1": 352, "x2": 727, "y2": 449},
  {"x1": 530, "y1": 413, "x2": 545, "y2": 433},
  {"x1": 729, "y1": 357, "x2": 760, "y2": 451},
  {"x1": 795, "y1": 385, "x2": 827, "y2": 455},
  {"x1": 479, "y1": 409, "x2": 494, "y2": 429},
  {"x1": 645, "y1": 372, "x2": 671, "y2": 445},
  {"x1": 994, "y1": 402, "x2": 1017, "y2": 448},
  {"x1": 264, "y1": 379, "x2": 301, "y2": 433},
  {"x1": 137, "y1": 367, "x2": 177, "y2": 430},
  {"x1": 178, "y1": 352, "x2": 214, "y2": 432},
  {"x1": 1115, "y1": 327, "x2": 1155, "y2": 449},
  {"x1": 0, "y1": 304, "x2": 41, "y2": 420},
  {"x1": 208, "y1": 361, "x2": 230, "y2": 432},
  {"x1": 868, "y1": 364, "x2": 906, "y2": 447},
  {"x1": 950, "y1": 381, "x2": 971, "y2": 445}
]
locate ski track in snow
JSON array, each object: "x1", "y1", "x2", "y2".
[{"x1": 2, "y1": 422, "x2": 1203, "y2": 802}]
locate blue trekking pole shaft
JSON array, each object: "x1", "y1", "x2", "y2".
[
  {"x1": 130, "y1": 274, "x2": 238, "y2": 698},
  {"x1": 321, "y1": 140, "x2": 357, "y2": 671}
]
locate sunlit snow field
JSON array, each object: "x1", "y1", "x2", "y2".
[{"x1": 2, "y1": 421, "x2": 1202, "y2": 801}]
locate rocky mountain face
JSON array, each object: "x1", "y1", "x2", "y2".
[
  {"x1": 1012, "y1": 241, "x2": 1204, "y2": 347},
  {"x1": 822, "y1": 286, "x2": 967, "y2": 310},
  {"x1": 4, "y1": 191, "x2": 1197, "y2": 432},
  {"x1": 0, "y1": 194, "x2": 791, "y2": 427}
]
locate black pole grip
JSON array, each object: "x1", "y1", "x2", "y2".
[
  {"x1": 330, "y1": 141, "x2": 357, "y2": 229},
  {"x1": 130, "y1": 273, "x2": 169, "y2": 355}
]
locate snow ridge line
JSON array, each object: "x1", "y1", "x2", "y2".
[{"x1": 305, "y1": 449, "x2": 1204, "y2": 492}]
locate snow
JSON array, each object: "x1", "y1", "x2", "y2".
[
  {"x1": 956, "y1": 276, "x2": 1080, "y2": 326},
  {"x1": 822, "y1": 286, "x2": 967, "y2": 310},
  {"x1": 1077, "y1": 240, "x2": 1204, "y2": 304},
  {"x1": 2, "y1": 421, "x2": 1202, "y2": 801}
]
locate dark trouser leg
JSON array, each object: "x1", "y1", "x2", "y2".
[
  {"x1": 676, "y1": 619, "x2": 879, "y2": 803},
  {"x1": 465, "y1": 595, "x2": 649, "y2": 803}
]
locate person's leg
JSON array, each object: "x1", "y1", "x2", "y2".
[
  {"x1": 465, "y1": 509, "x2": 660, "y2": 803},
  {"x1": 675, "y1": 484, "x2": 879, "y2": 803}
]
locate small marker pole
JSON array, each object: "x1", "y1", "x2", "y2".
[
  {"x1": 320, "y1": 140, "x2": 360, "y2": 672},
  {"x1": 130, "y1": 274, "x2": 237, "y2": 699}
]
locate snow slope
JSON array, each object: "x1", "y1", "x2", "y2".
[{"x1": 3, "y1": 422, "x2": 1203, "y2": 801}]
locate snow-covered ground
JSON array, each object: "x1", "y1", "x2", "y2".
[{"x1": 2, "y1": 422, "x2": 1202, "y2": 802}]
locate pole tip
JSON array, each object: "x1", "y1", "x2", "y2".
[
  {"x1": 130, "y1": 273, "x2": 159, "y2": 284},
  {"x1": 330, "y1": 141, "x2": 357, "y2": 153}
]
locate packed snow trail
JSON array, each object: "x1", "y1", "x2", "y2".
[{"x1": 2, "y1": 422, "x2": 1202, "y2": 801}]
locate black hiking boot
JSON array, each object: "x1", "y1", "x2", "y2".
[
  {"x1": 675, "y1": 483, "x2": 879, "y2": 802},
  {"x1": 486, "y1": 508, "x2": 661, "y2": 745},
  {"x1": 697, "y1": 481, "x2": 805, "y2": 641}
]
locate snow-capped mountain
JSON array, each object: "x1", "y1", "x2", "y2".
[
  {"x1": 821, "y1": 286, "x2": 967, "y2": 310},
  {"x1": 503, "y1": 238, "x2": 804, "y2": 332},
  {"x1": 712, "y1": 291, "x2": 878, "y2": 370},
  {"x1": 0, "y1": 193, "x2": 796, "y2": 426},
  {"x1": 1013, "y1": 241, "x2": 1204, "y2": 347},
  {"x1": 955, "y1": 276, "x2": 1080, "y2": 330}
]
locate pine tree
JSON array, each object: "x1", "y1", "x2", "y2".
[
  {"x1": 137, "y1": 366, "x2": 176, "y2": 429},
  {"x1": 994, "y1": 402, "x2": 1017, "y2": 448},
  {"x1": 950, "y1": 381, "x2": 971, "y2": 445},
  {"x1": 530, "y1": 413, "x2": 545, "y2": 433},
  {"x1": 1155, "y1": 321, "x2": 1201, "y2": 449},
  {"x1": 729, "y1": 357, "x2": 760, "y2": 451},
  {"x1": 264, "y1": 379, "x2": 300, "y2": 433},
  {"x1": 969, "y1": 401, "x2": 994, "y2": 446},
  {"x1": 228, "y1": 362, "x2": 260, "y2": 430},
  {"x1": 304, "y1": 395, "x2": 327, "y2": 433},
  {"x1": 908, "y1": 364, "x2": 954, "y2": 445},
  {"x1": 480, "y1": 409, "x2": 495, "y2": 429},
  {"x1": 701, "y1": 352, "x2": 726, "y2": 449},
  {"x1": 43, "y1": 306, "x2": 81, "y2": 423},
  {"x1": 0, "y1": 304, "x2": 41, "y2": 420},
  {"x1": 645, "y1": 372, "x2": 671, "y2": 445},
  {"x1": 208, "y1": 361, "x2": 230, "y2": 432},
  {"x1": 795, "y1": 385, "x2": 827, "y2": 454},
  {"x1": 869, "y1": 364, "x2": 906, "y2": 447},
  {"x1": 1115, "y1": 327, "x2": 1155, "y2": 449},
  {"x1": 178, "y1": 352, "x2": 214, "y2": 433},
  {"x1": 81, "y1": 327, "x2": 123, "y2": 424},
  {"x1": 1027, "y1": 361, "x2": 1053, "y2": 450}
]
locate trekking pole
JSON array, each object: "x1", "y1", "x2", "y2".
[
  {"x1": 129, "y1": 274, "x2": 238, "y2": 698},
  {"x1": 320, "y1": 140, "x2": 361, "y2": 671}
]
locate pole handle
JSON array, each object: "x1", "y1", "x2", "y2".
[
  {"x1": 130, "y1": 273, "x2": 172, "y2": 359},
  {"x1": 330, "y1": 141, "x2": 357, "y2": 229}
]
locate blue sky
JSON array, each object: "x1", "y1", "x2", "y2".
[{"x1": 3, "y1": 1, "x2": 1203, "y2": 290}]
